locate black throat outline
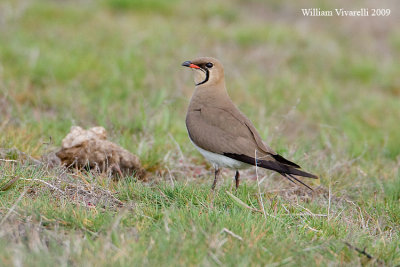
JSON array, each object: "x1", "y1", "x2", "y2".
[{"x1": 195, "y1": 68, "x2": 209, "y2": 86}]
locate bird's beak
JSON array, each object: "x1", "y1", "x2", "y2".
[{"x1": 182, "y1": 61, "x2": 200, "y2": 69}]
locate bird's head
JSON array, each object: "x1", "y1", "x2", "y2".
[{"x1": 181, "y1": 57, "x2": 224, "y2": 87}]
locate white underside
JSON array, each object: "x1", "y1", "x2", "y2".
[{"x1": 190, "y1": 140, "x2": 250, "y2": 170}]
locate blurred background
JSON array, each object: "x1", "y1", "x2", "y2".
[
  {"x1": 0, "y1": 0, "x2": 399, "y2": 186},
  {"x1": 1, "y1": 0, "x2": 400, "y2": 265}
]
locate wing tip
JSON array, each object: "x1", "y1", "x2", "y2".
[
  {"x1": 223, "y1": 152, "x2": 319, "y2": 179},
  {"x1": 272, "y1": 154, "x2": 301, "y2": 168}
]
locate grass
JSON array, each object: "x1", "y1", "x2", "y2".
[{"x1": 0, "y1": 0, "x2": 399, "y2": 265}]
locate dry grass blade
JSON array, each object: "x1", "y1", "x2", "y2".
[
  {"x1": 0, "y1": 148, "x2": 42, "y2": 165},
  {"x1": 220, "y1": 228, "x2": 243, "y2": 241},
  {"x1": 0, "y1": 176, "x2": 20, "y2": 191},
  {"x1": 226, "y1": 191, "x2": 261, "y2": 213},
  {"x1": 255, "y1": 150, "x2": 267, "y2": 220},
  {"x1": 0, "y1": 159, "x2": 18, "y2": 162},
  {"x1": 0, "y1": 188, "x2": 28, "y2": 226},
  {"x1": 20, "y1": 178, "x2": 64, "y2": 194}
]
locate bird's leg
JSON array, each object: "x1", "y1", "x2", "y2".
[
  {"x1": 212, "y1": 167, "x2": 220, "y2": 190},
  {"x1": 235, "y1": 171, "x2": 240, "y2": 190}
]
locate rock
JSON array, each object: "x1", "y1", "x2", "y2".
[{"x1": 56, "y1": 126, "x2": 146, "y2": 180}]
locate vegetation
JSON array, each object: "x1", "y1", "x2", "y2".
[{"x1": 0, "y1": 0, "x2": 399, "y2": 265}]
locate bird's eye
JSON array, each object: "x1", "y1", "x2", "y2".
[{"x1": 205, "y1": 62, "x2": 213, "y2": 68}]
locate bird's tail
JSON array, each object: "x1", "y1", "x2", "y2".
[
  {"x1": 258, "y1": 159, "x2": 318, "y2": 190},
  {"x1": 224, "y1": 153, "x2": 318, "y2": 190}
]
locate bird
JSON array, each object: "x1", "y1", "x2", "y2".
[{"x1": 182, "y1": 57, "x2": 318, "y2": 190}]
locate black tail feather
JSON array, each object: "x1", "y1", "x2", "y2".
[
  {"x1": 224, "y1": 153, "x2": 318, "y2": 190},
  {"x1": 282, "y1": 173, "x2": 297, "y2": 185},
  {"x1": 283, "y1": 174, "x2": 313, "y2": 191}
]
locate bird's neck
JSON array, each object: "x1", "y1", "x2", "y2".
[{"x1": 189, "y1": 82, "x2": 231, "y2": 109}]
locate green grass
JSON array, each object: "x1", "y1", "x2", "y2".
[{"x1": 0, "y1": 0, "x2": 399, "y2": 265}]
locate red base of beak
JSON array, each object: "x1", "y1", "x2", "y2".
[
  {"x1": 189, "y1": 63, "x2": 200, "y2": 69},
  {"x1": 182, "y1": 61, "x2": 200, "y2": 69}
]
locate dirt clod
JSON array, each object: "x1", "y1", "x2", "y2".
[{"x1": 56, "y1": 126, "x2": 147, "y2": 180}]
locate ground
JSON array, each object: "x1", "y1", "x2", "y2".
[{"x1": 0, "y1": 0, "x2": 399, "y2": 266}]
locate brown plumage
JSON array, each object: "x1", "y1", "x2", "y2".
[{"x1": 182, "y1": 57, "x2": 317, "y2": 190}]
